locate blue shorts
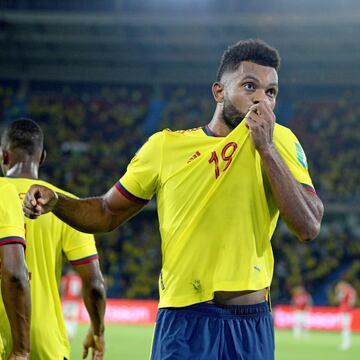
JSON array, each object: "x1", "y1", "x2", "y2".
[{"x1": 151, "y1": 301, "x2": 274, "y2": 360}]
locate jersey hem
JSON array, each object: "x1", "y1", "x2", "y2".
[
  {"x1": 69, "y1": 254, "x2": 99, "y2": 266},
  {"x1": 158, "y1": 284, "x2": 271, "y2": 308},
  {"x1": 0, "y1": 236, "x2": 26, "y2": 248},
  {"x1": 115, "y1": 181, "x2": 149, "y2": 205},
  {"x1": 301, "y1": 183, "x2": 316, "y2": 193}
]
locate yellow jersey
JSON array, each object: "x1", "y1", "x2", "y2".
[
  {"x1": 118, "y1": 120, "x2": 315, "y2": 308},
  {"x1": 0, "y1": 178, "x2": 98, "y2": 360},
  {"x1": 0, "y1": 182, "x2": 25, "y2": 359}
]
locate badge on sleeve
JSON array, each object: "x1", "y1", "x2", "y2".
[{"x1": 295, "y1": 143, "x2": 308, "y2": 169}]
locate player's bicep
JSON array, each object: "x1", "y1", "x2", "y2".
[
  {"x1": 103, "y1": 186, "x2": 146, "y2": 229},
  {"x1": 74, "y1": 259, "x2": 103, "y2": 283},
  {"x1": 0, "y1": 244, "x2": 26, "y2": 276}
]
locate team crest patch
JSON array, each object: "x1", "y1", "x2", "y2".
[{"x1": 295, "y1": 143, "x2": 308, "y2": 169}]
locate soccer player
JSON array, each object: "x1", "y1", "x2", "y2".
[
  {"x1": 1, "y1": 119, "x2": 106, "y2": 360},
  {"x1": 60, "y1": 268, "x2": 83, "y2": 341},
  {"x1": 0, "y1": 181, "x2": 30, "y2": 360},
  {"x1": 23, "y1": 39, "x2": 324, "y2": 359},
  {"x1": 335, "y1": 280, "x2": 357, "y2": 350},
  {"x1": 291, "y1": 285, "x2": 312, "y2": 338}
]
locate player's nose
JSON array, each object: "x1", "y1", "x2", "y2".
[{"x1": 252, "y1": 90, "x2": 268, "y2": 104}]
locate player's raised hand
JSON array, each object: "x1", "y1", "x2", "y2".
[
  {"x1": 82, "y1": 327, "x2": 105, "y2": 360},
  {"x1": 23, "y1": 184, "x2": 58, "y2": 219},
  {"x1": 245, "y1": 100, "x2": 276, "y2": 152}
]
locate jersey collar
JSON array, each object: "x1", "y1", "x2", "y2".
[{"x1": 202, "y1": 125, "x2": 223, "y2": 137}]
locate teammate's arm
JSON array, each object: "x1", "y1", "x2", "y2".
[
  {"x1": 246, "y1": 102, "x2": 324, "y2": 241},
  {"x1": 335, "y1": 284, "x2": 342, "y2": 302},
  {"x1": 0, "y1": 244, "x2": 31, "y2": 358},
  {"x1": 23, "y1": 185, "x2": 144, "y2": 233},
  {"x1": 75, "y1": 260, "x2": 106, "y2": 359}
]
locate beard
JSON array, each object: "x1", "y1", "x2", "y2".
[{"x1": 222, "y1": 97, "x2": 246, "y2": 130}]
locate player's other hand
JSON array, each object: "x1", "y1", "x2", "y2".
[
  {"x1": 7, "y1": 352, "x2": 29, "y2": 360},
  {"x1": 82, "y1": 327, "x2": 105, "y2": 360},
  {"x1": 23, "y1": 184, "x2": 58, "y2": 219}
]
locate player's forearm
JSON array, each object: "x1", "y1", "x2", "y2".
[
  {"x1": 259, "y1": 145, "x2": 324, "y2": 241},
  {"x1": 82, "y1": 277, "x2": 106, "y2": 335},
  {"x1": 1, "y1": 269, "x2": 31, "y2": 354},
  {"x1": 53, "y1": 194, "x2": 117, "y2": 233}
]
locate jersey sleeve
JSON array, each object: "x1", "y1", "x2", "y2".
[
  {"x1": 62, "y1": 224, "x2": 98, "y2": 266},
  {"x1": 116, "y1": 132, "x2": 163, "y2": 203},
  {"x1": 0, "y1": 184, "x2": 25, "y2": 247},
  {"x1": 274, "y1": 127, "x2": 316, "y2": 193}
]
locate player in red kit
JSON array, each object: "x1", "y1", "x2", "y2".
[
  {"x1": 335, "y1": 280, "x2": 357, "y2": 350},
  {"x1": 291, "y1": 285, "x2": 312, "y2": 338},
  {"x1": 61, "y1": 269, "x2": 83, "y2": 341}
]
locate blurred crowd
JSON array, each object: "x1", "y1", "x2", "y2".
[
  {"x1": 272, "y1": 216, "x2": 360, "y2": 305},
  {"x1": 289, "y1": 95, "x2": 360, "y2": 203},
  {"x1": 0, "y1": 82, "x2": 359, "y2": 304}
]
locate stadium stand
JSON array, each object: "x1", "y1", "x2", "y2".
[{"x1": 1, "y1": 82, "x2": 359, "y2": 304}]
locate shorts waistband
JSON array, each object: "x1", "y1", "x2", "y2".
[{"x1": 163, "y1": 301, "x2": 270, "y2": 318}]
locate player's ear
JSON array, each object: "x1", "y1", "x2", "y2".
[
  {"x1": 1, "y1": 149, "x2": 9, "y2": 165},
  {"x1": 212, "y1": 82, "x2": 225, "y2": 103},
  {"x1": 39, "y1": 149, "x2": 47, "y2": 166}
]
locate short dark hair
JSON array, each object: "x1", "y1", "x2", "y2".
[
  {"x1": 1, "y1": 118, "x2": 43, "y2": 155},
  {"x1": 216, "y1": 39, "x2": 281, "y2": 81}
]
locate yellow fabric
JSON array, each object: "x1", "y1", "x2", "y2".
[
  {"x1": 0, "y1": 182, "x2": 25, "y2": 242},
  {"x1": 0, "y1": 177, "x2": 98, "y2": 360},
  {"x1": 0, "y1": 182, "x2": 25, "y2": 358},
  {"x1": 120, "y1": 121, "x2": 314, "y2": 308}
]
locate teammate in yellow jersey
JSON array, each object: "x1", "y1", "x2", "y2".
[
  {"x1": 0, "y1": 182, "x2": 30, "y2": 360},
  {"x1": 23, "y1": 39, "x2": 324, "y2": 360},
  {"x1": 1, "y1": 119, "x2": 106, "y2": 360}
]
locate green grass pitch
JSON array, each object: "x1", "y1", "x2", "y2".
[{"x1": 70, "y1": 324, "x2": 360, "y2": 359}]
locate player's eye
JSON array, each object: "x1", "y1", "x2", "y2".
[
  {"x1": 243, "y1": 83, "x2": 255, "y2": 91},
  {"x1": 266, "y1": 88, "x2": 277, "y2": 97}
]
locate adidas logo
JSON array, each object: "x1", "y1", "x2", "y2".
[{"x1": 187, "y1": 151, "x2": 201, "y2": 163}]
